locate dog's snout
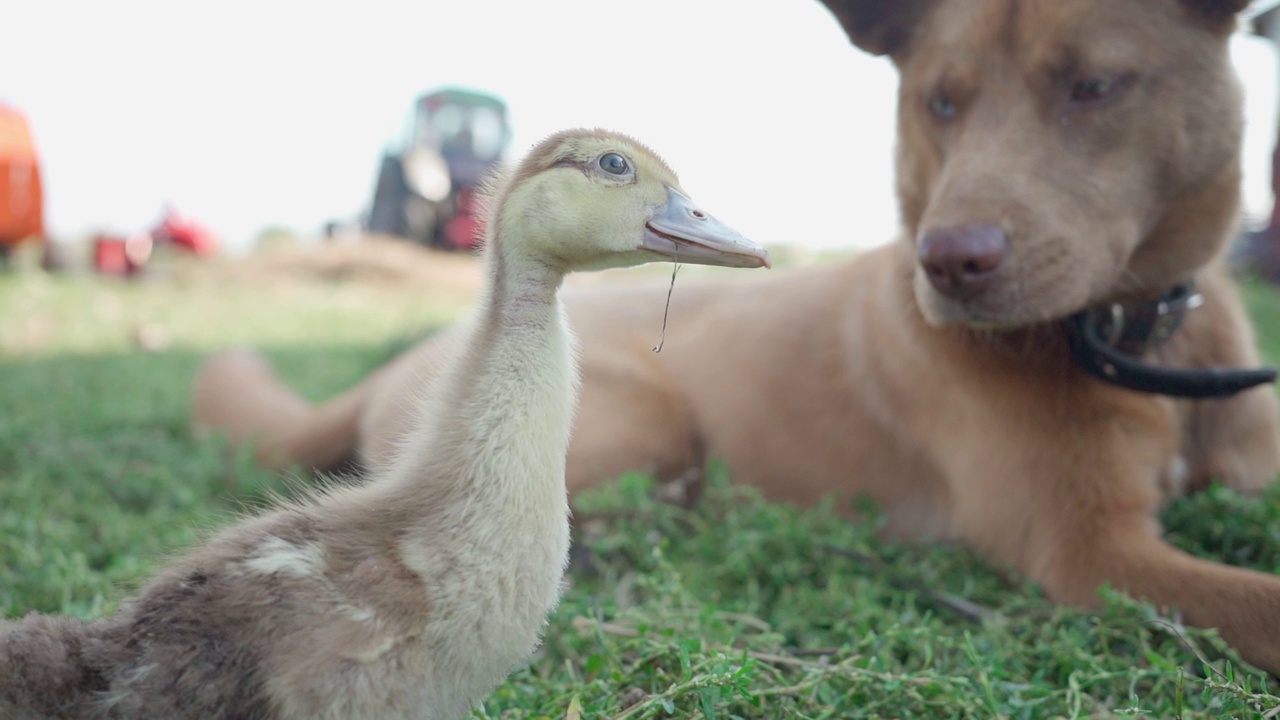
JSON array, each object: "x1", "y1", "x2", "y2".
[{"x1": 917, "y1": 225, "x2": 1009, "y2": 300}]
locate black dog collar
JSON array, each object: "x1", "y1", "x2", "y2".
[{"x1": 1063, "y1": 281, "x2": 1278, "y2": 399}]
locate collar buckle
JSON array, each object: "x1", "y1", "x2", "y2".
[{"x1": 1091, "y1": 283, "x2": 1203, "y2": 355}]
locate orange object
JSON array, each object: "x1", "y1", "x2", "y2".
[{"x1": 0, "y1": 105, "x2": 44, "y2": 247}]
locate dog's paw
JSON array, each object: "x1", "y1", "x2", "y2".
[{"x1": 1185, "y1": 449, "x2": 1280, "y2": 497}]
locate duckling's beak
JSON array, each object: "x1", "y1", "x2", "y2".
[{"x1": 643, "y1": 186, "x2": 772, "y2": 269}]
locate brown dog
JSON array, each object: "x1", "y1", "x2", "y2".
[{"x1": 195, "y1": 0, "x2": 1280, "y2": 672}]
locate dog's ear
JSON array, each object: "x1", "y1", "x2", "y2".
[
  {"x1": 1179, "y1": 0, "x2": 1253, "y2": 30},
  {"x1": 816, "y1": 0, "x2": 934, "y2": 56}
]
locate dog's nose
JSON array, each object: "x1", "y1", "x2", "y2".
[{"x1": 917, "y1": 225, "x2": 1009, "y2": 299}]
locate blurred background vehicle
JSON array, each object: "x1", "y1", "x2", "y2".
[
  {"x1": 365, "y1": 87, "x2": 512, "y2": 251},
  {"x1": 92, "y1": 206, "x2": 219, "y2": 277},
  {"x1": 151, "y1": 204, "x2": 220, "y2": 257},
  {"x1": 0, "y1": 104, "x2": 44, "y2": 265}
]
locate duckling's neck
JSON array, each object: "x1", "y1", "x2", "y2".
[
  {"x1": 367, "y1": 232, "x2": 578, "y2": 708},
  {"x1": 388, "y1": 234, "x2": 578, "y2": 516}
]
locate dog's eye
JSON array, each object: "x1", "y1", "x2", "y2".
[
  {"x1": 1071, "y1": 78, "x2": 1114, "y2": 104},
  {"x1": 928, "y1": 94, "x2": 957, "y2": 120}
]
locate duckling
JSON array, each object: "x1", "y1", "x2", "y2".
[{"x1": 0, "y1": 128, "x2": 771, "y2": 720}]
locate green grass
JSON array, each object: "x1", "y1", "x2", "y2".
[
  {"x1": 4, "y1": 266, "x2": 1280, "y2": 718},
  {"x1": 1242, "y1": 276, "x2": 1280, "y2": 364}
]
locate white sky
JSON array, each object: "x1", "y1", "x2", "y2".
[{"x1": 4, "y1": 0, "x2": 1279, "y2": 254}]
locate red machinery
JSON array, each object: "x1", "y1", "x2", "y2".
[
  {"x1": 151, "y1": 204, "x2": 219, "y2": 256},
  {"x1": 92, "y1": 206, "x2": 219, "y2": 276}
]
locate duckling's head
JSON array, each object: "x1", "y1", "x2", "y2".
[{"x1": 485, "y1": 129, "x2": 771, "y2": 272}]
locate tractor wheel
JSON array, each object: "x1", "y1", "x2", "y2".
[
  {"x1": 404, "y1": 195, "x2": 440, "y2": 247},
  {"x1": 367, "y1": 157, "x2": 410, "y2": 238}
]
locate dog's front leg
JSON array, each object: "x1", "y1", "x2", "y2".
[
  {"x1": 1173, "y1": 267, "x2": 1280, "y2": 494},
  {"x1": 1032, "y1": 513, "x2": 1280, "y2": 674},
  {"x1": 1182, "y1": 387, "x2": 1280, "y2": 495},
  {"x1": 950, "y1": 398, "x2": 1280, "y2": 675}
]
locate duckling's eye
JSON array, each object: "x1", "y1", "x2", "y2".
[{"x1": 598, "y1": 153, "x2": 630, "y2": 176}]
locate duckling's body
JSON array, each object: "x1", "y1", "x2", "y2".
[{"x1": 1, "y1": 129, "x2": 769, "y2": 720}]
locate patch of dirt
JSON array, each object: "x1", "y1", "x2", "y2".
[
  {"x1": 177, "y1": 235, "x2": 486, "y2": 302},
  {"x1": 166, "y1": 232, "x2": 814, "y2": 299}
]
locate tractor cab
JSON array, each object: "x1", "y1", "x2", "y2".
[{"x1": 366, "y1": 88, "x2": 512, "y2": 250}]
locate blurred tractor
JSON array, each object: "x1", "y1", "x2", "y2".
[{"x1": 365, "y1": 88, "x2": 511, "y2": 250}]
